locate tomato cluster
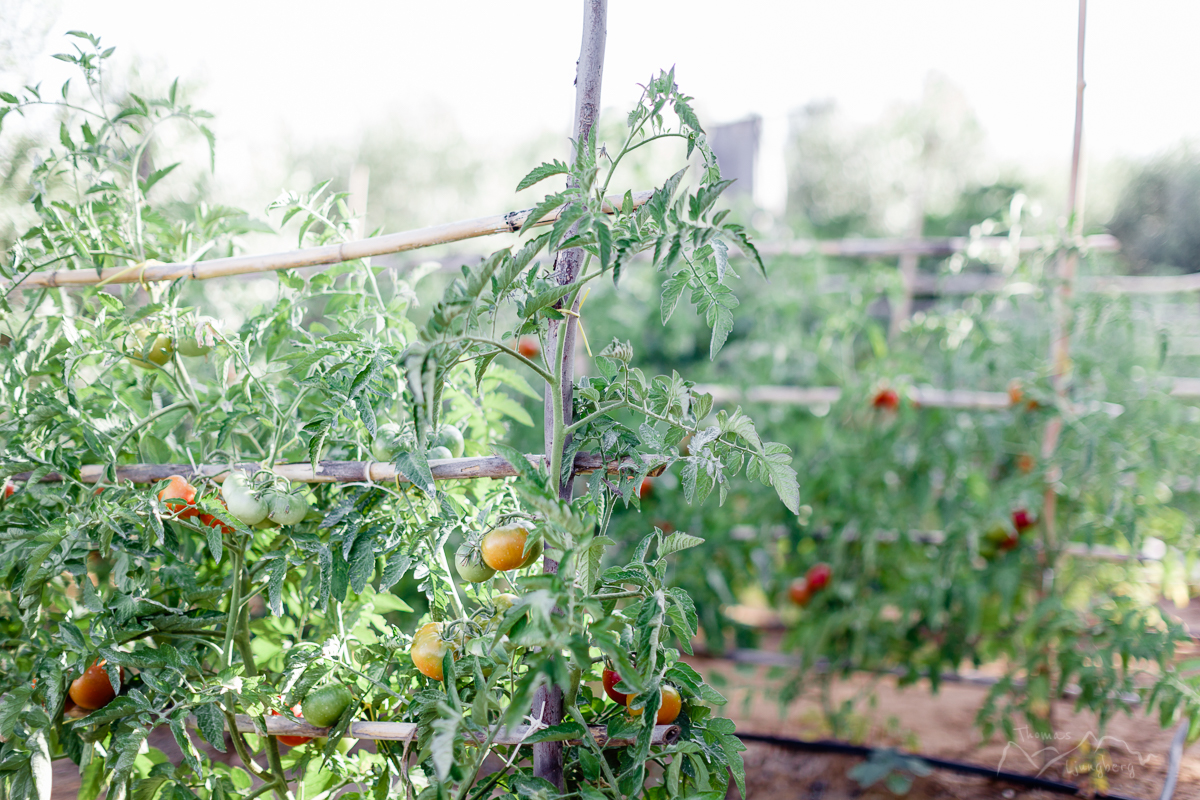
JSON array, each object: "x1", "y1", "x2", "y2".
[{"x1": 788, "y1": 562, "x2": 832, "y2": 607}]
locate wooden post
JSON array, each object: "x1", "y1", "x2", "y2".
[
  {"x1": 1041, "y1": 0, "x2": 1088, "y2": 559},
  {"x1": 1039, "y1": 0, "x2": 1087, "y2": 756},
  {"x1": 534, "y1": 1, "x2": 607, "y2": 789}
]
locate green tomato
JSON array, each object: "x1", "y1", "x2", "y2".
[
  {"x1": 428, "y1": 446, "x2": 453, "y2": 460},
  {"x1": 175, "y1": 316, "x2": 217, "y2": 357},
  {"x1": 268, "y1": 490, "x2": 309, "y2": 526},
  {"x1": 371, "y1": 422, "x2": 403, "y2": 462},
  {"x1": 301, "y1": 685, "x2": 354, "y2": 728},
  {"x1": 128, "y1": 327, "x2": 174, "y2": 368},
  {"x1": 221, "y1": 474, "x2": 268, "y2": 525},
  {"x1": 491, "y1": 593, "x2": 519, "y2": 620},
  {"x1": 433, "y1": 424, "x2": 465, "y2": 458},
  {"x1": 455, "y1": 542, "x2": 496, "y2": 583}
]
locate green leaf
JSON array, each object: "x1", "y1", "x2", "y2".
[
  {"x1": 516, "y1": 160, "x2": 569, "y2": 192},
  {"x1": 661, "y1": 271, "x2": 689, "y2": 325},
  {"x1": 194, "y1": 705, "x2": 226, "y2": 753},
  {"x1": 708, "y1": 303, "x2": 734, "y2": 360},
  {"x1": 394, "y1": 450, "x2": 435, "y2": 495},
  {"x1": 659, "y1": 531, "x2": 704, "y2": 558},
  {"x1": 519, "y1": 192, "x2": 567, "y2": 235}
]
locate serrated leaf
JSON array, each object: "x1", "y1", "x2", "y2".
[
  {"x1": 394, "y1": 450, "x2": 435, "y2": 495},
  {"x1": 516, "y1": 160, "x2": 569, "y2": 192}
]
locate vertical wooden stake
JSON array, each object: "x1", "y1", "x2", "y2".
[
  {"x1": 534, "y1": 0, "x2": 608, "y2": 790},
  {"x1": 1039, "y1": 0, "x2": 1087, "y2": 753},
  {"x1": 1041, "y1": 0, "x2": 1088, "y2": 556}
]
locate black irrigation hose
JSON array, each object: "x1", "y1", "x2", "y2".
[{"x1": 733, "y1": 731, "x2": 1155, "y2": 800}]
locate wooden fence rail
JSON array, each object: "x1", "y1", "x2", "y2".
[
  {"x1": 9, "y1": 452, "x2": 667, "y2": 486},
  {"x1": 224, "y1": 714, "x2": 680, "y2": 747},
  {"x1": 4, "y1": 192, "x2": 652, "y2": 290}
]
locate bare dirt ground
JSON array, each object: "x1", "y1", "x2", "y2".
[{"x1": 697, "y1": 631, "x2": 1200, "y2": 800}]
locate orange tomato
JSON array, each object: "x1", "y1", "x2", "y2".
[
  {"x1": 638, "y1": 477, "x2": 653, "y2": 499},
  {"x1": 788, "y1": 578, "x2": 811, "y2": 607},
  {"x1": 517, "y1": 337, "x2": 540, "y2": 359},
  {"x1": 68, "y1": 661, "x2": 122, "y2": 711},
  {"x1": 411, "y1": 622, "x2": 453, "y2": 681},
  {"x1": 1007, "y1": 379, "x2": 1024, "y2": 407},
  {"x1": 159, "y1": 475, "x2": 199, "y2": 519},
  {"x1": 481, "y1": 524, "x2": 540, "y2": 571},
  {"x1": 626, "y1": 685, "x2": 682, "y2": 724},
  {"x1": 1017, "y1": 453, "x2": 1036, "y2": 474}
]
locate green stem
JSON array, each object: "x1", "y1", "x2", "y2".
[
  {"x1": 110, "y1": 400, "x2": 196, "y2": 460},
  {"x1": 599, "y1": 132, "x2": 688, "y2": 198},
  {"x1": 568, "y1": 706, "x2": 620, "y2": 794},
  {"x1": 564, "y1": 399, "x2": 630, "y2": 436},
  {"x1": 465, "y1": 337, "x2": 555, "y2": 384}
]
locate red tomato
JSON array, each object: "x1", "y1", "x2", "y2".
[
  {"x1": 68, "y1": 661, "x2": 122, "y2": 711},
  {"x1": 517, "y1": 337, "x2": 540, "y2": 359},
  {"x1": 999, "y1": 530, "x2": 1021, "y2": 551},
  {"x1": 270, "y1": 705, "x2": 313, "y2": 746},
  {"x1": 1012, "y1": 508, "x2": 1035, "y2": 532},
  {"x1": 788, "y1": 578, "x2": 811, "y2": 607},
  {"x1": 638, "y1": 478, "x2": 653, "y2": 499},
  {"x1": 602, "y1": 668, "x2": 628, "y2": 705},
  {"x1": 3, "y1": 479, "x2": 13, "y2": 498},
  {"x1": 159, "y1": 475, "x2": 199, "y2": 519},
  {"x1": 872, "y1": 388, "x2": 900, "y2": 411},
  {"x1": 1017, "y1": 453, "x2": 1036, "y2": 475},
  {"x1": 805, "y1": 563, "x2": 832, "y2": 593}
]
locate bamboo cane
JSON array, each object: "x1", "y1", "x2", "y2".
[
  {"x1": 5, "y1": 191, "x2": 651, "y2": 290},
  {"x1": 755, "y1": 233, "x2": 1119, "y2": 259},
  {"x1": 7, "y1": 452, "x2": 668, "y2": 486},
  {"x1": 223, "y1": 714, "x2": 681, "y2": 747}
]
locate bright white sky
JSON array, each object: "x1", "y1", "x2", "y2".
[{"x1": 18, "y1": 0, "x2": 1200, "y2": 214}]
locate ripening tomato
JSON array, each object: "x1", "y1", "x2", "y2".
[
  {"x1": 481, "y1": 524, "x2": 540, "y2": 571},
  {"x1": 805, "y1": 563, "x2": 832, "y2": 593},
  {"x1": 787, "y1": 578, "x2": 811, "y2": 607},
  {"x1": 999, "y1": 530, "x2": 1020, "y2": 551},
  {"x1": 69, "y1": 661, "x2": 121, "y2": 710},
  {"x1": 638, "y1": 477, "x2": 653, "y2": 500},
  {"x1": 1007, "y1": 379, "x2": 1024, "y2": 407},
  {"x1": 128, "y1": 327, "x2": 174, "y2": 369},
  {"x1": 3, "y1": 479, "x2": 13, "y2": 498},
  {"x1": 627, "y1": 685, "x2": 681, "y2": 724},
  {"x1": 1012, "y1": 508, "x2": 1035, "y2": 532},
  {"x1": 301, "y1": 685, "x2": 354, "y2": 728},
  {"x1": 1017, "y1": 453, "x2": 1036, "y2": 474},
  {"x1": 602, "y1": 668, "x2": 628, "y2": 705},
  {"x1": 270, "y1": 704, "x2": 313, "y2": 746},
  {"x1": 411, "y1": 622, "x2": 453, "y2": 681},
  {"x1": 158, "y1": 475, "x2": 199, "y2": 519},
  {"x1": 872, "y1": 388, "x2": 900, "y2": 411},
  {"x1": 517, "y1": 337, "x2": 540, "y2": 359}
]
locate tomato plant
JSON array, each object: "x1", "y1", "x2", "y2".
[{"x1": 0, "y1": 39, "x2": 793, "y2": 800}]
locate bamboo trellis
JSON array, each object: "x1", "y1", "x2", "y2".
[
  {"x1": 9, "y1": 452, "x2": 667, "y2": 486},
  {"x1": 3, "y1": 191, "x2": 652, "y2": 290},
  {"x1": 224, "y1": 714, "x2": 681, "y2": 747}
]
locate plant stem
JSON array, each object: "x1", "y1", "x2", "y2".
[
  {"x1": 465, "y1": 336, "x2": 555, "y2": 384},
  {"x1": 110, "y1": 400, "x2": 196, "y2": 460}
]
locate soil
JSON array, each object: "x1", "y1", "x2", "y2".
[{"x1": 695, "y1": 638, "x2": 1200, "y2": 800}]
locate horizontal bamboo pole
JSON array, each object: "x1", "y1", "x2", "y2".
[
  {"x1": 6, "y1": 191, "x2": 653, "y2": 290},
  {"x1": 693, "y1": 383, "x2": 1126, "y2": 416},
  {"x1": 9, "y1": 452, "x2": 668, "y2": 485},
  {"x1": 756, "y1": 233, "x2": 1120, "y2": 259},
  {"x1": 225, "y1": 714, "x2": 681, "y2": 747}
]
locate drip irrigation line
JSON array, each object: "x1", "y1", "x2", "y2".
[{"x1": 733, "y1": 731, "x2": 1154, "y2": 800}]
